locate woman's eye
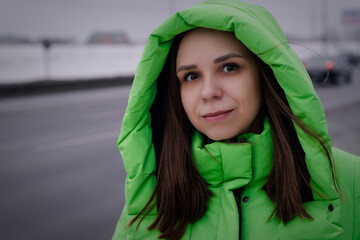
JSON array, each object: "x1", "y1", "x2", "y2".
[
  {"x1": 222, "y1": 63, "x2": 239, "y2": 73},
  {"x1": 184, "y1": 73, "x2": 199, "y2": 82}
]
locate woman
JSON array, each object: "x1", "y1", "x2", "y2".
[{"x1": 112, "y1": 1, "x2": 359, "y2": 239}]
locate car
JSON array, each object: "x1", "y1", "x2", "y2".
[
  {"x1": 338, "y1": 52, "x2": 359, "y2": 67},
  {"x1": 303, "y1": 55, "x2": 353, "y2": 86},
  {"x1": 86, "y1": 31, "x2": 130, "y2": 44}
]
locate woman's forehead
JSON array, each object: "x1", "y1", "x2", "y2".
[{"x1": 176, "y1": 28, "x2": 254, "y2": 64}]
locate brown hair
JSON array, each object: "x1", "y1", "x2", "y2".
[{"x1": 128, "y1": 31, "x2": 339, "y2": 239}]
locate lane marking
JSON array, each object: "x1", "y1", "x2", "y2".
[{"x1": 34, "y1": 131, "x2": 118, "y2": 152}]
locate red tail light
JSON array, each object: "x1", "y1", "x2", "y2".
[{"x1": 325, "y1": 60, "x2": 334, "y2": 70}]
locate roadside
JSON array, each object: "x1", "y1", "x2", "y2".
[
  {"x1": 315, "y1": 64, "x2": 360, "y2": 111},
  {"x1": 0, "y1": 76, "x2": 133, "y2": 98},
  {"x1": 325, "y1": 101, "x2": 360, "y2": 156},
  {"x1": 313, "y1": 66, "x2": 360, "y2": 155}
]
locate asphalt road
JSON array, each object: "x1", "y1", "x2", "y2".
[
  {"x1": 0, "y1": 86, "x2": 130, "y2": 240},
  {"x1": 0, "y1": 67, "x2": 359, "y2": 240},
  {"x1": 316, "y1": 66, "x2": 360, "y2": 155}
]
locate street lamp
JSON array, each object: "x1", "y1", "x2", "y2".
[{"x1": 41, "y1": 39, "x2": 52, "y2": 80}]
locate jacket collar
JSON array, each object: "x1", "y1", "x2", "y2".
[{"x1": 192, "y1": 119, "x2": 273, "y2": 189}]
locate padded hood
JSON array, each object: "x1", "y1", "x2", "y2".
[{"x1": 118, "y1": 0, "x2": 338, "y2": 216}]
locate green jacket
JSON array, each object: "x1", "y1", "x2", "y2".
[{"x1": 112, "y1": 0, "x2": 360, "y2": 239}]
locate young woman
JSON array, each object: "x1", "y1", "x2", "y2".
[{"x1": 112, "y1": 1, "x2": 360, "y2": 239}]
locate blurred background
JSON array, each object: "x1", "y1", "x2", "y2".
[{"x1": 0, "y1": 0, "x2": 359, "y2": 239}]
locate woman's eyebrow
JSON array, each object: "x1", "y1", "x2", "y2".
[
  {"x1": 214, "y1": 53, "x2": 245, "y2": 63},
  {"x1": 176, "y1": 53, "x2": 244, "y2": 73},
  {"x1": 176, "y1": 64, "x2": 197, "y2": 74}
]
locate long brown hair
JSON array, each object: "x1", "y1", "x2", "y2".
[{"x1": 128, "y1": 31, "x2": 339, "y2": 239}]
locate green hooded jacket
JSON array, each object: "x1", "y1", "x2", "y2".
[{"x1": 112, "y1": 1, "x2": 360, "y2": 239}]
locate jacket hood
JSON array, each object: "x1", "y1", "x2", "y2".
[{"x1": 118, "y1": 0, "x2": 338, "y2": 214}]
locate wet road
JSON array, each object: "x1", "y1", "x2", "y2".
[
  {"x1": 316, "y1": 66, "x2": 360, "y2": 155},
  {"x1": 0, "y1": 67, "x2": 359, "y2": 240},
  {"x1": 0, "y1": 86, "x2": 130, "y2": 240}
]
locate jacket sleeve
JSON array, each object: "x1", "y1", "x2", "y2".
[
  {"x1": 112, "y1": 203, "x2": 161, "y2": 240},
  {"x1": 112, "y1": 125, "x2": 159, "y2": 240},
  {"x1": 332, "y1": 148, "x2": 360, "y2": 240},
  {"x1": 119, "y1": 124, "x2": 157, "y2": 215},
  {"x1": 112, "y1": 33, "x2": 174, "y2": 239},
  {"x1": 115, "y1": 35, "x2": 172, "y2": 215}
]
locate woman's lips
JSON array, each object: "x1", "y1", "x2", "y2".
[{"x1": 202, "y1": 110, "x2": 233, "y2": 122}]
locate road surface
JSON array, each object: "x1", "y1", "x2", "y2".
[{"x1": 0, "y1": 86, "x2": 130, "y2": 240}]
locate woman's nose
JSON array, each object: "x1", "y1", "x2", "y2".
[{"x1": 201, "y1": 76, "x2": 222, "y2": 101}]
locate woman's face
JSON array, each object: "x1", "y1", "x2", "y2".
[{"x1": 176, "y1": 28, "x2": 262, "y2": 141}]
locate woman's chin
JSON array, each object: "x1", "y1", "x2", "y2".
[{"x1": 205, "y1": 131, "x2": 238, "y2": 142}]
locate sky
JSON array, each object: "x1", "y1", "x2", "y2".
[{"x1": 0, "y1": 0, "x2": 359, "y2": 43}]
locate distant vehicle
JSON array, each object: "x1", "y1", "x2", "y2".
[
  {"x1": 338, "y1": 52, "x2": 360, "y2": 67},
  {"x1": 303, "y1": 55, "x2": 353, "y2": 86},
  {"x1": 87, "y1": 31, "x2": 130, "y2": 45}
]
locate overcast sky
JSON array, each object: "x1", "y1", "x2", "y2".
[{"x1": 0, "y1": 0, "x2": 359, "y2": 43}]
